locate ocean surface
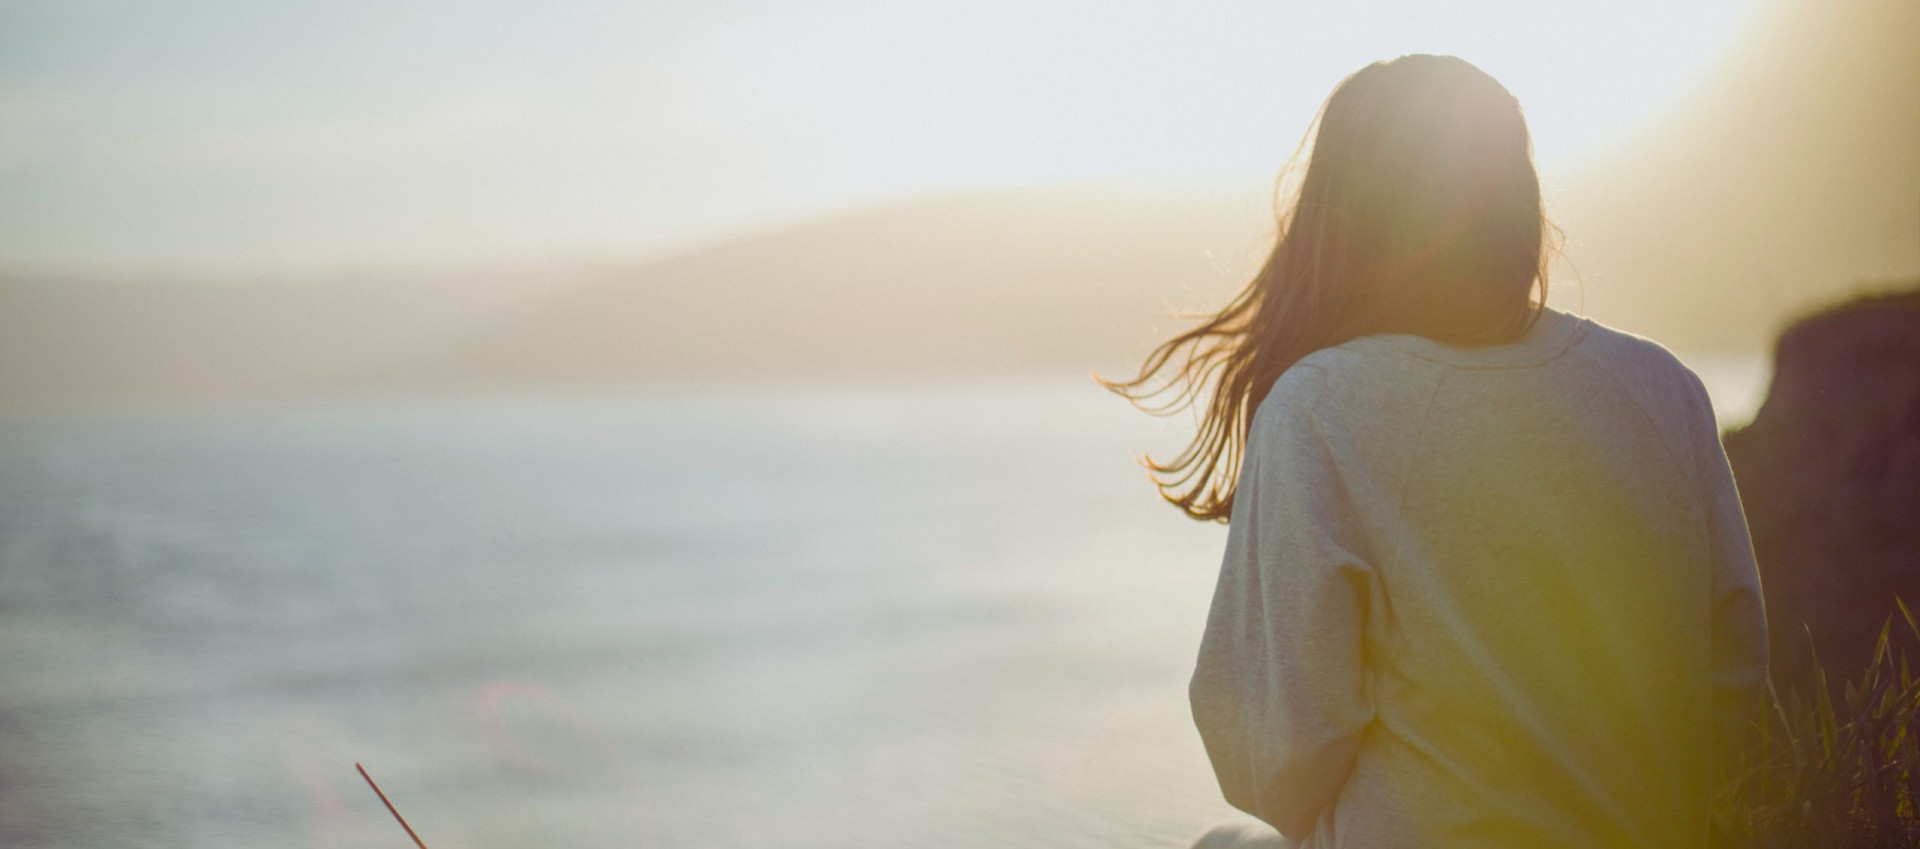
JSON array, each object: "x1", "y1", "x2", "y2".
[{"x1": 0, "y1": 358, "x2": 1769, "y2": 848}]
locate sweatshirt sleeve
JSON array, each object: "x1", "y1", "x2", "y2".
[
  {"x1": 1189, "y1": 368, "x2": 1377, "y2": 839},
  {"x1": 1682, "y1": 369, "x2": 1771, "y2": 776}
]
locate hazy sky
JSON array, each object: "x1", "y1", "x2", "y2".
[{"x1": 0, "y1": 1, "x2": 1763, "y2": 278}]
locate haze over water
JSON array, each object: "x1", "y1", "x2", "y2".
[{"x1": 0, "y1": 364, "x2": 1766, "y2": 848}]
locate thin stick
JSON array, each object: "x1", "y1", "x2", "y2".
[{"x1": 356, "y1": 762, "x2": 431, "y2": 849}]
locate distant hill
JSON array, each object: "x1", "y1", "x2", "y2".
[
  {"x1": 0, "y1": 0, "x2": 1914, "y2": 409},
  {"x1": 435, "y1": 182, "x2": 1269, "y2": 388},
  {"x1": 0, "y1": 182, "x2": 1275, "y2": 407},
  {"x1": 0, "y1": 270, "x2": 564, "y2": 408}
]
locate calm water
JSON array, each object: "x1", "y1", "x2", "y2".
[{"x1": 0, "y1": 359, "x2": 1768, "y2": 848}]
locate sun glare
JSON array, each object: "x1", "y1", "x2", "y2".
[
  {"x1": 742, "y1": 0, "x2": 1770, "y2": 189},
  {"x1": 0, "y1": 0, "x2": 1773, "y2": 273},
  {"x1": 1417, "y1": 1, "x2": 1766, "y2": 170}
]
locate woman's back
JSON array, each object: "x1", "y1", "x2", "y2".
[{"x1": 1188, "y1": 306, "x2": 1770, "y2": 848}]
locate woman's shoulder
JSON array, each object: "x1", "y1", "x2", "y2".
[
  {"x1": 1257, "y1": 311, "x2": 1716, "y2": 443},
  {"x1": 1303, "y1": 309, "x2": 1708, "y2": 403},
  {"x1": 1573, "y1": 315, "x2": 1691, "y2": 370},
  {"x1": 1255, "y1": 342, "x2": 1451, "y2": 437},
  {"x1": 1565, "y1": 315, "x2": 1715, "y2": 411},
  {"x1": 1287, "y1": 335, "x2": 1449, "y2": 389}
]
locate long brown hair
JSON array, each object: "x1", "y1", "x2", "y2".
[{"x1": 1100, "y1": 54, "x2": 1560, "y2": 522}]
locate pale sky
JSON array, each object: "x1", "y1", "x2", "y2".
[{"x1": 0, "y1": 0, "x2": 1762, "y2": 279}]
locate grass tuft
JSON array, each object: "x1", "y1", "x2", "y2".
[{"x1": 1714, "y1": 598, "x2": 1920, "y2": 848}]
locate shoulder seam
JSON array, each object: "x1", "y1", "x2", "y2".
[
  {"x1": 1249, "y1": 361, "x2": 1330, "y2": 453},
  {"x1": 1379, "y1": 363, "x2": 1450, "y2": 609},
  {"x1": 1568, "y1": 343, "x2": 1700, "y2": 510},
  {"x1": 1393, "y1": 363, "x2": 1452, "y2": 519}
]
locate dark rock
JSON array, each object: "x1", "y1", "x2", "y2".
[{"x1": 1722, "y1": 285, "x2": 1920, "y2": 695}]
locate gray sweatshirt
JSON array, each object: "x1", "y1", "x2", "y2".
[{"x1": 1189, "y1": 306, "x2": 1770, "y2": 848}]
